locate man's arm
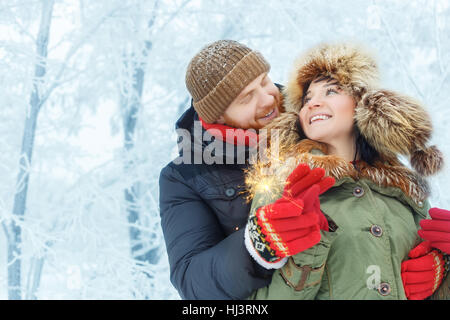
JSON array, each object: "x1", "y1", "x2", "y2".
[{"x1": 159, "y1": 164, "x2": 273, "y2": 299}]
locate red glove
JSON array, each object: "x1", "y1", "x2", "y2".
[
  {"x1": 401, "y1": 241, "x2": 445, "y2": 300},
  {"x1": 245, "y1": 163, "x2": 335, "y2": 268},
  {"x1": 282, "y1": 163, "x2": 332, "y2": 232},
  {"x1": 418, "y1": 207, "x2": 450, "y2": 254}
]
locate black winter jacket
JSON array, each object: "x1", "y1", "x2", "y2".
[{"x1": 159, "y1": 104, "x2": 274, "y2": 299}]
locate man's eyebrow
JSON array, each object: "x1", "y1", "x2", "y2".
[
  {"x1": 238, "y1": 82, "x2": 260, "y2": 99},
  {"x1": 237, "y1": 74, "x2": 267, "y2": 99},
  {"x1": 237, "y1": 88, "x2": 253, "y2": 99}
]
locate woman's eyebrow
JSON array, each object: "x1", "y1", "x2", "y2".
[
  {"x1": 324, "y1": 81, "x2": 339, "y2": 87},
  {"x1": 305, "y1": 82, "x2": 339, "y2": 96}
]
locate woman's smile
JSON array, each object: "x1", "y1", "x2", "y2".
[{"x1": 309, "y1": 114, "x2": 333, "y2": 124}]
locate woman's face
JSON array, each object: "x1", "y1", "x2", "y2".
[{"x1": 299, "y1": 78, "x2": 356, "y2": 145}]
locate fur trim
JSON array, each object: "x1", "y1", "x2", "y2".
[
  {"x1": 356, "y1": 89, "x2": 431, "y2": 156},
  {"x1": 410, "y1": 146, "x2": 444, "y2": 176},
  {"x1": 280, "y1": 42, "x2": 444, "y2": 176},
  {"x1": 257, "y1": 112, "x2": 303, "y2": 156},
  {"x1": 247, "y1": 138, "x2": 430, "y2": 205},
  {"x1": 356, "y1": 89, "x2": 443, "y2": 175},
  {"x1": 284, "y1": 42, "x2": 379, "y2": 113}
]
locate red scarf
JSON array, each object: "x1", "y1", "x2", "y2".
[{"x1": 199, "y1": 117, "x2": 259, "y2": 148}]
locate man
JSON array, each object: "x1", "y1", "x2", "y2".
[{"x1": 159, "y1": 40, "x2": 283, "y2": 299}]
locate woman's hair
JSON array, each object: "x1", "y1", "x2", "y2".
[
  {"x1": 353, "y1": 125, "x2": 380, "y2": 166},
  {"x1": 300, "y1": 75, "x2": 380, "y2": 166},
  {"x1": 301, "y1": 75, "x2": 335, "y2": 106}
]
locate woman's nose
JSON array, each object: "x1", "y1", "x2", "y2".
[{"x1": 307, "y1": 96, "x2": 323, "y2": 108}]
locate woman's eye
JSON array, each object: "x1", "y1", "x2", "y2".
[{"x1": 326, "y1": 88, "x2": 338, "y2": 95}]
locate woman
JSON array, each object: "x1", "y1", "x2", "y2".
[{"x1": 244, "y1": 42, "x2": 449, "y2": 299}]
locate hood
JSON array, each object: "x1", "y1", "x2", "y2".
[
  {"x1": 281, "y1": 42, "x2": 443, "y2": 176},
  {"x1": 284, "y1": 42, "x2": 379, "y2": 113}
]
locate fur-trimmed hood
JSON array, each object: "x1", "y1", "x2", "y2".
[
  {"x1": 284, "y1": 42, "x2": 379, "y2": 113},
  {"x1": 281, "y1": 42, "x2": 443, "y2": 176}
]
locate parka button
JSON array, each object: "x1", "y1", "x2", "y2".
[
  {"x1": 417, "y1": 201, "x2": 424, "y2": 208},
  {"x1": 378, "y1": 282, "x2": 391, "y2": 296},
  {"x1": 370, "y1": 225, "x2": 383, "y2": 237},
  {"x1": 353, "y1": 186, "x2": 364, "y2": 197},
  {"x1": 225, "y1": 187, "x2": 236, "y2": 197}
]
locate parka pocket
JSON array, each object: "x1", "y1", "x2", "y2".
[
  {"x1": 280, "y1": 257, "x2": 325, "y2": 291},
  {"x1": 277, "y1": 228, "x2": 340, "y2": 297}
]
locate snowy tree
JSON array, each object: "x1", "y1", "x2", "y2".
[{"x1": 4, "y1": 0, "x2": 54, "y2": 301}]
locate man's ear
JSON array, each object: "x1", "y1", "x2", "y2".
[{"x1": 216, "y1": 115, "x2": 226, "y2": 124}]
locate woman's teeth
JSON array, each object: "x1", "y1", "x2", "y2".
[{"x1": 310, "y1": 114, "x2": 331, "y2": 124}]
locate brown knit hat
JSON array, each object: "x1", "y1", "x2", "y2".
[{"x1": 185, "y1": 40, "x2": 270, "y2": 123}]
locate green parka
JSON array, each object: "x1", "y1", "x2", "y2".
[{"x1": 246, "y1": 138, "x2": 448, "y2": 300}]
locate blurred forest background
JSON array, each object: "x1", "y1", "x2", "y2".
[{"x1": 0, "y1": 0, "x2": 449, "y2": 299}]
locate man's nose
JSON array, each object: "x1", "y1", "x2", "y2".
[{"x1": 258, "y1": 89, "x2": 275, "y2": 108}]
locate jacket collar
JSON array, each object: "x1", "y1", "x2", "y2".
[{"x1": 247, "y1": 138, "x2": 430, "y2": 205}]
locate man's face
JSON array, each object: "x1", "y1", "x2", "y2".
[{"x1": 216, "y1": 73, "x2": 281, "y2": 130}]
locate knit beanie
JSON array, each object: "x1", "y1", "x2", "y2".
[{"x1": 185, "y1": 40, "x2": 270, "y2": 123}]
